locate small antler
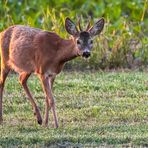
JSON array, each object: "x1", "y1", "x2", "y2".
[
  {"x1": 85, "y1": 21, "x2": 91, "y2": 31},
  {"x1": 77, "y1": 17, "x2": 83, "y2": 32}
]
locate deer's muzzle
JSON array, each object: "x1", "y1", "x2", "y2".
[{"x1": 82, "y1": 51, "x2": 90, "y2": 58}]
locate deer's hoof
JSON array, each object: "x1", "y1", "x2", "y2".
[
  {"x1": 37, "y1": 119, "x2": 42, "y2": 125},
  {"x1": 55, "y1": 124, "x2": 59, "y2": 129}
]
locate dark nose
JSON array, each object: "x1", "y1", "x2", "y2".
[{"x1": 82, "y1": 51, "x2": 91, "y2": 58}]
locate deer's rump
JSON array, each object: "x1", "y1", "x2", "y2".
[{"x1": 0, "y1": 25, "x2": 41, "y2": 73}]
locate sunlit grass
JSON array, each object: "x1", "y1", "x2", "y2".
[{"x1": 0, "y1": 71, "x2": 148, "y2": 147}]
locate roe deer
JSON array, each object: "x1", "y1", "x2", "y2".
[{"x1": 0, "y1": 17, "x2": 104, "y2": 128}]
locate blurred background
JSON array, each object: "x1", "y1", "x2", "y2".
[{"x1": 0, "y1": 0, "x2": 147, "y2": 70}]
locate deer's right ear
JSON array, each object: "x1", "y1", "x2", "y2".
[{"x1": 65, "y1": 17, "x2": 79, "y2": 37}]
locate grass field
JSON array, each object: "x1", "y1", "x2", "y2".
[{"x1": 0, "y1": 71, "x2": 148, "y2": 147}]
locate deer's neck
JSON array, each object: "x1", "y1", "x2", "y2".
[{"x1": 58, "y1": 37, "x2": 79, "y2": 63}]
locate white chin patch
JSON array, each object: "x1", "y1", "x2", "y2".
[{"x1": 83, "y1": 56, "x2": 90, "y2": 61}]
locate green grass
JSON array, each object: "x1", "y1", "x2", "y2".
[{"x1": 0, "y1": 71, "x2": 148, "y2": 147}]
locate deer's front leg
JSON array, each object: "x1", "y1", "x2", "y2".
[
  {"x1": 39, "y1": 75, "x2": 58, "y2": 128},
  {"x1": 44, "y1": 77, "x2": 55, "y2": 126}
]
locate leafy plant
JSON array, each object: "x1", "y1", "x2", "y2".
[{"x1": 0, "y1": 0, "x2": 147, "y2": 69}]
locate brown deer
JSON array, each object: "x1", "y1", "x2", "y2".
[{"x1": 0, "y1": 17, "x2": 104, "y2": 128}]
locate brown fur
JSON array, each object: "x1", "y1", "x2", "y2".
[{"x1": 0, "y1": 25, "x2": 78, "y2": 75}]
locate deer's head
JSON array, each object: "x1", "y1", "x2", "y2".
[{"x1": 65, "y1": 17, "x2": 105, "y2": 58}]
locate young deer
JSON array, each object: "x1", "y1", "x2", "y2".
[{"x1": 0, "y1": 17, "x2": 104, "y2": 128}]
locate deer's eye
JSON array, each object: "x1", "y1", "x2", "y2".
[
  {"x1": 90, "y1": 40, "x2": 93, "y2": 44},
  {"x1": 77, "y1": 40, "x2": 81, "y2": 44}
]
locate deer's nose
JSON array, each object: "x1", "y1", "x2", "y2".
[{"x1": 82, "y1": 51, "x2": 91, "y2": 58}]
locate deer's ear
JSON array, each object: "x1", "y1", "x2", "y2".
[
  {"x1": 89, "y1": 18, "x2": 105, "y2": 37},
  {"x1": 65, "y1": 17, "x2": 79, "y2": 36}
]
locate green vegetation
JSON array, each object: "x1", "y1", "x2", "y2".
[
  {"x1": 0, "y1": 71, "x2": 148, "y2": 147},
  {"x1": 0, "y1": 0, "x2": 147, "y2": 69}
]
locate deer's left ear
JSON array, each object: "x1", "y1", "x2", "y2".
[
  {"x1": 65, "y1": 17, "x2": 79, "y2": 37},
  {"x1": 89, "y1": 18, "x2": 105, "y2": 37}
]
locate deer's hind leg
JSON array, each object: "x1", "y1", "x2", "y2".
[
  {"x1": 19, "y1": 72, "x2": 42, "y2": 125},
  {"x1": 0, "y1": 66, "x2": 10, "y2": 123}
]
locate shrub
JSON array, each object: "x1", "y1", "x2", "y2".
[{"x1": 0, "y1": 0, "x2": 147, "y2": 69}]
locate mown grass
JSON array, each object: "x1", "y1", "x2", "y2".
[{"x1": 0, "y1": 71, "x2": 148, "y2": 147}]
